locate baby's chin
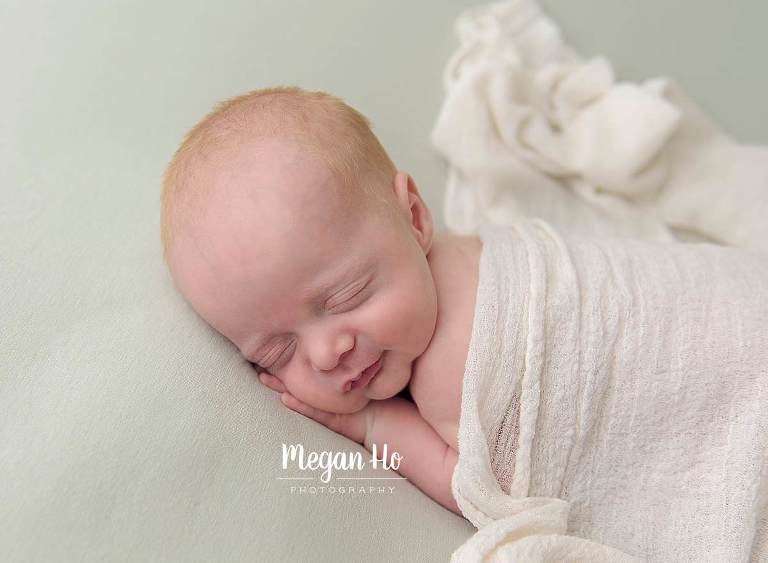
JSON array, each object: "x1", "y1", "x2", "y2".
[
  {"x1": 328, "y1": 363, "x2": 411, "y2": 413},
  {"x1": 365, "y1": 359, "x2": 412, "y2": 401}
]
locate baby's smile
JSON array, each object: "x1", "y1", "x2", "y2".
[{"x1": 346, "y1": 353, "x2": 385, "y2": 392}]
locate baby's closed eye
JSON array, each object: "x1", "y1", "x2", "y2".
[
  {"x1": 248, "y1": 277, "x2": 374, "y2": 375},
  {"x1": 325, "y1": 280, "x2": 370, "y2": 312}
]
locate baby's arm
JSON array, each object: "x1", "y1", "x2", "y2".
[
  {"x1": 259, "y1": 373, "x2": 460, "y2": 515},
  {"x1": 366, "y1": 397, "x2": 460, "y2": 515}
]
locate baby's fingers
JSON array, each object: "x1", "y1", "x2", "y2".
[
  {"x1": 258, "y1": 372, "x2": 287, "y2": 394},
  {"x1": 280, "y1": 393, "x2": 352, "y2": 441},
  {"x1": 281, "y1": 393, "x2": 333, "y2": 425}
]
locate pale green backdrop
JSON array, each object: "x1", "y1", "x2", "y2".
[{"x1": 1, "y1": 1, "x2": 766, "y2": 562}]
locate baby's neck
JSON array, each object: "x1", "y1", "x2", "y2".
[{"x1": 407, "y1": 229, "x2": 483, "y2": 449}]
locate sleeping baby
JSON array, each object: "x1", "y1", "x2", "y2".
[
  {"x1": 161, "y1": 86, "x2": 476, "y2": 515},
  {"x1": 161, "y1": 86, "x2": 768, "y2": 560}
]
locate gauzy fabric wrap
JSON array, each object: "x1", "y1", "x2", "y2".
[
  {"x1": 431, "y1": 0, "x2": 768, "y2": 258},
  {"x1": 451, "y1": 219, "x2": 768, "y2": 562}
]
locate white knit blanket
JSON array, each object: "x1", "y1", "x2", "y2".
[{"x1": 451, "y1": 219, "x2": 768, "y2": 561}]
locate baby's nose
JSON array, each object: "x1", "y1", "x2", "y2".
[{"x1": 310, "y1": 332, "x2": 355, "y2": 373}]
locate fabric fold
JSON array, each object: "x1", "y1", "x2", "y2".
[
  {"x1": 432, "y1": 0, "x2": 768, "y2": 256},
  {"x1": 451, "y1": 219, "x2": 768, "y2": 561}
]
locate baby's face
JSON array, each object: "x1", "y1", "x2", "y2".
[{"x1": 168, "y1": 139, "x2": 438, "y2": 414}]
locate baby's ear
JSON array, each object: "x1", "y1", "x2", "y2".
[{"x1": 393, "y1": 171, "x2": 434, "y2": 254}]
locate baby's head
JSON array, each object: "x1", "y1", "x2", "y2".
[{"x1": 161, "y1": 86, "x2": 438, "y2": 414}]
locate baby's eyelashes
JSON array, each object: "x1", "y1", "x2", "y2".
[{"x1": 325, "y1": 280, "x2": 369, "y2": 312}]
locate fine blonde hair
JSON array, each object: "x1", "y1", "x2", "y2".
[{"x1": 160, "y1": 86, "x2": 399, "y2": 261}]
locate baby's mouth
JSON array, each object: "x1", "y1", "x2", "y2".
[{"x1": 346, "y1": 354, "x2": 384, "y2": 392}]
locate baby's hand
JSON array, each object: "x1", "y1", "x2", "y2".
[{"x1": 258, "y1": 372, "x2": 371, "y2": 445}]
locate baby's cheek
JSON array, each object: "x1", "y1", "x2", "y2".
[
  {"x1": 380, "y1": 286, "x2": 435, "y2": 351},
  {"x1": 289, "y1": 384, "x2": 324, "y2": 410}
]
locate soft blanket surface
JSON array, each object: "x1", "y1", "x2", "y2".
[{"x1": 452, "y1": 219, "x2": 768, "y2": 561}]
